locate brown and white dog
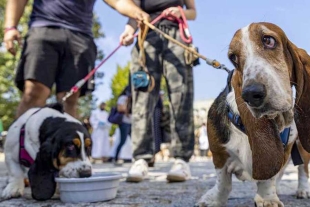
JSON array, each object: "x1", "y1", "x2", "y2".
[
  {"x1": 2, "y1": 103, "x2": 92, "y2": 201},
  {"x1": 196, "y1": 22, "x2": 310, "y2": 207}
]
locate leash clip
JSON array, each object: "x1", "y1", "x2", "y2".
[{"x1": 62, "y1": 91, "x2": 73, "y2": 102}]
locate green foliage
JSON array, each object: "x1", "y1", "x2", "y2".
[
  {"x1": 106, "y1": 62, "x2": 130, "y2": 110},
  {"x1": 0, "y1": 0, "x2": 33, "y2": 130},
  {"x1": 0, "y1": 0, "x2": 104, "y2": 129}
]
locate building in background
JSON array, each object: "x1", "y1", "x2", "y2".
[{"x1": 193, "y1": 99, "x2": 214, "y2": 127}]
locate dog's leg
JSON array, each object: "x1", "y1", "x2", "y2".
[
  {"x1": 2, "y1": 153, "x2": 25, "y2": 199},
  {"x1": 275, "y1": 157, "x2": 290, "y2": 195},
  {"x1": 195, "y1": 165, "x2": 232, "y2": 207},
  {"x1": 296, "y1": 164, "x2": 310, "y2": 198},
  {"x1": 296, "y1": 141, "x2": 310, "y2": 199},
  {"x1": 254, "y1": 178, "x2": 283, "y2": 207}
]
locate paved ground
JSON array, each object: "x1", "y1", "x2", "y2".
[{"x1": 0, "y1": 154, "x2": 309, "y2": 207}]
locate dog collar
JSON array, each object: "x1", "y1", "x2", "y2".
[{"x1": 227, "y1": 106, "x2": 290, "y2": 147}]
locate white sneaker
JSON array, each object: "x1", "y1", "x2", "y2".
[
  {"x1": 126, "y1": 159, "x2": 148, "y2": 182},
  {"x1": 167, "y1": 159, "x2": 191, "y2": 182}
]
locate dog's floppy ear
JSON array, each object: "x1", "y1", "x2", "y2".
[
  {"x1": 231, "y1": 70, "x2": 285, "y2": 180},
  {"x1": 28, "y1": 139, "x2": 56, "y2": 201},
  {"x1": 287, "y1": 40, "x2": 310, "y2": 153}
]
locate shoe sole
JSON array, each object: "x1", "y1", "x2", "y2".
[
  {"x1": 166, "y1": 174, "x2": 187, "y2": 182},
  {"x1": 126, "y1": 177, "x2": 144, "y2": 183}
]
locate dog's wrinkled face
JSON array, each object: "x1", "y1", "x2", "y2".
[
  {"x1": 52, "y1": 125, "x2": 92, "y2": 178},
  {"x1": 228, "y1": 23, "x2": 293, "y2": 119}
]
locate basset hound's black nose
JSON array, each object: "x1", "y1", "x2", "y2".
[
  {"x1": 242, "y1": 83, "x2": 266, "y2": 107},
  {"x1": 79, "y1": 169, "x2": 92, "y2": 178}
]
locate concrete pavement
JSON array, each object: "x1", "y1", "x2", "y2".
[{"x1": 0, "y1": 155, "x2": 309, "y2": 207}]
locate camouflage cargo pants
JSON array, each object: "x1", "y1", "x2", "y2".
[{"x1": 130, "y1": 25, "x2": 194, "y2": 162}]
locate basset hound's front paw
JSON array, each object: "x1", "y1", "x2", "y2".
[
  {"x1": 195, "y1": 190, "x2": 226, "y2": 207},
  {"x1": 296, "y1": 189, "x2": 310, "y2": 199},
  {"x1": 1, "y1": 180, "x2": 24, "y2": 200},
  {"x1": 254, "y1": 194, "x2": 284, "y2": 207}
]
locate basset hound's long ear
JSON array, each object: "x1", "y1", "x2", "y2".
[
  {"x1": 231, "y1": 70, "x2": 285, "y2": 180},
  {"x1": 287, "y1": 40, "x2": 310, "y2": 153},
  {"x1": 28, "y1": 140, "x2": 56, "y2": 201}
]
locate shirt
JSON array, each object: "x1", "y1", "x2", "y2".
[{"x1": 29, "y1": 0, "x2": 96, "y2": 37}]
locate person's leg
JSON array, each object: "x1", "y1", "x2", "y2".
[
  {"x1": 15, "y1": 27, "x2": 64, "y2": 118},
  {"x1": 162, "y1": 26, "x2": 194, "y2": 182},
  {"x1": 115, "y1": 123, "x2": 130, "y2": 161},
  {"x1": 16, "y1": 80, "x2": 50, "y2": 118},
  {"x1": 56, "y1": 91, "x2": 80, "y2": 118},
  {"x1": 127, "y1": 31, "x2": 163, "y2": 182},
  {"x1": 56, "y1": 29, "x2": 97, "y2": 117},
  {"x1": 163, "y1": 27, "x2": 195, "y2": 162},
  {"x1": 130, "y1": 30, "x2": 163, "y2": 162}
]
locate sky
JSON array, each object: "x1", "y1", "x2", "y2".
[{"x1": 92, "y1": 0, "x2": 310, "y2": 104}]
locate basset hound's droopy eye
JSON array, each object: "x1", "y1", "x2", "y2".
[
  {"x1": 262, "y1": 35, "x2": 276, "y2": 49},
  {"x1": 229, "y1": 54, "x2": 238, "y2": 66}
]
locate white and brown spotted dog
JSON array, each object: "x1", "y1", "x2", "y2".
[
  {"x1": 2, "y1": 103, "x2": 92, "y2": 201},
  {"x1": 196, "y1": 22, "x2": 310, "y2": 207}
]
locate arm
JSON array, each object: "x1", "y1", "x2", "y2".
[
  {"x1": 103, "y1": 0, "x2": 148, "y2": 20},
  {"x1": 4, "y1": 0, "x2": 28, "y2": 55},
  {"x1": 184, "y1": 0, "x2": 196, "y2": 20},
  {"x1": 4, "y1": 0, "x2": 28, "y2": 28}
]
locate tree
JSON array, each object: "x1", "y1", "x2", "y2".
[
  {"x1": 0, "y1": 0, "x2": 32, "y2": 130},
  {"x1": 106, "y1": 62, "x2": 131, "y2": 111},
  {"x1": 0, "y1": 1, "x2": 104, "y2": 129}
]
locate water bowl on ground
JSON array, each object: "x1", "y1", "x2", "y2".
[{"x1": 55, "y1": 172, "x2": 123, "y2": 203}]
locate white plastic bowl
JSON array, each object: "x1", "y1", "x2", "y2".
[{"x1": 55, "y1": 172, "x2": 122, "y2": 203}]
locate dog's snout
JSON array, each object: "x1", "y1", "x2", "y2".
[
  {"x1": 242, "y1": 83, "x2": 266, "y2": 107},
  {"x1": 79, "y1": 169, "x2": 92, "y2": 178}
]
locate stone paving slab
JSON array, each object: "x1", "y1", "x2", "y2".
[{"x1": 0, "y1": 158, "x2": 309, "y2": 207}]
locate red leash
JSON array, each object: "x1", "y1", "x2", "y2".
[{"x1": 62, "y1": 7, "x2": 192, "y2": 102}]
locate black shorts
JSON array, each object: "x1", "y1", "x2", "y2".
[{"x1": 15, "y1": 27, "x2": 97, "y2": 96}]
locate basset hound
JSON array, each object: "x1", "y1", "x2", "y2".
[
  {"x1": 1, "y1": 103, "x2": 92, "y2": 201},
  {"x1": 196, "y1": 22, "x2": 310, "y2": 207}
]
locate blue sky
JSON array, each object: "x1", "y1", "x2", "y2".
[{"x1": 92, "y1": 0, "x2": 310, "y2": 103}]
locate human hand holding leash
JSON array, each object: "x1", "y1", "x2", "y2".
[
  {"x1": 164, "y1": 7, "x2": 182, "y2": 18},
  {"x1": 120, "y1": 25, "x2": 136, "y2": 46}
]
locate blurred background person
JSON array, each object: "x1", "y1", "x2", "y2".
[
  {"x1": 90, "y1": 102, "x2": 111, "y2": 163},
  {"x1": 198, "y1": 123, "x2": 209, "y2": 158},
  {"x1": 114, "y1": 85, "x2": 132, "y2": 165}
]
